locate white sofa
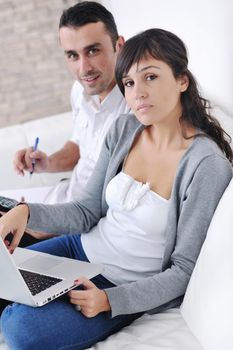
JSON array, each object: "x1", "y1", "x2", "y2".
[{"x1": 0, "y1": 108, "x2": 233, "y2": 350}]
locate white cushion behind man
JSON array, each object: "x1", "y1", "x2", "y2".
[{"x1": 181, "y1": 178, "x2": 233, "y2": 350}]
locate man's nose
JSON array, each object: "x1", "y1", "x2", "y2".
[{"x1": 79, "y1": 56, "x2": 93, "y2": 75}]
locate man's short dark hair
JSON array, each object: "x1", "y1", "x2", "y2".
[{"x1": 59, "y1": 1, "x2": 119, "y2": 49}]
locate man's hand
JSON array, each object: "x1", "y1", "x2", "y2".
[
  {"x1": 0, "y1": 204, "x2": 29, "y2": 253},
  {"x1": 14, "y1": 141, "x2": 80, "y2": 175},
  {"x1": 68, "y1": 277, "x2": 111, "y2": 318},
  {"x1": 14, "y1": 147, "x2": 49, "y2": 176}
]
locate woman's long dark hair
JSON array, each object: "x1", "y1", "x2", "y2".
[{"x1": 115, "y1": 28, "x2": 232, "y2": 163}]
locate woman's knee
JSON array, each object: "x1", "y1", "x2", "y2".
[
  {"x1": 1, "y1": 304, "x2": 42, "y2": 350},
  {"x1": 1, "y1": 300, "x2": 88, "y2": 350}
]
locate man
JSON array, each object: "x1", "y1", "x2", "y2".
[
  {"x1": 0, "y1": 1, "x2": 129, "y2": 315},
  {"x1": 14, "y1": 1, "x2": 129, "y2": 204}
]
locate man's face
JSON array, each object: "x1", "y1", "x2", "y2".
[{"x1": 59, "y1": 22, "x2": 123, "y2": 102}]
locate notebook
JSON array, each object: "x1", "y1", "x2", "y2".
[{"x1": 0, "y1": 238, "x2": 102, "y2": 307}]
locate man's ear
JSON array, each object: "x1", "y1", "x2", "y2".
[
  {"x1": 179, "y1": 74, "x2": 189, "y2": 92},
  {"x1": 116, "y1": 36, "x2": 125, "y2": 51}
]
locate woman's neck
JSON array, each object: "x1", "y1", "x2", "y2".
[{"x1": 145, "y1": 121, "x2": 196, "y2": 151}]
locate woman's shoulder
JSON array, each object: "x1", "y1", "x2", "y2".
[
  {"x1": 175, "y1": 136, "x2": 232, "y2": 199},
  {"x1": 182, "y1": 135, "x2": 232, "y2": 178},
  {"x1": 187, "y1": 135, "x2": 229, "y2": 161},
  {"x1": 106, "y1": 113, "x2": 143, "y2": 142}
]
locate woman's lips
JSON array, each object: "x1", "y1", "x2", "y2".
[{"x1": 137, "y1": 104, "x2": 152, "y2": 112}]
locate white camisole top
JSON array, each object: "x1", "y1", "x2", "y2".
[{"x1": 81, "y1": 171, "x2": 170, "y2": 285}]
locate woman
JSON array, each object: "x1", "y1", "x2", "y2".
[{"x1": 0, "y1": 28, "x2": 232, "y2": 350}]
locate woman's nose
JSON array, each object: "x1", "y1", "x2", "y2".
[{"x1": 134, "y1": 86, "x2": 147, "y2": 99}]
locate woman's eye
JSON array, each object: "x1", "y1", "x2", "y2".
[
  {"x1": 146, "y1": 74, "x2": 157, "y2": 81},
  {"x1": 124, "y1": 80, "x2": 134, "y2": 87}
]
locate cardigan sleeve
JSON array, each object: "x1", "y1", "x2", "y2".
[
  {"x1": 105, "y1": 154, "x2": 232, "y2": 317},
  {"x1": 27, "y1": 128, "x2": 113, "y2": 235}
]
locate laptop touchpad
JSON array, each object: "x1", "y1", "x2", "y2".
[{"x1": 18, "y1": 255, "x2": 63, "y2": 271}]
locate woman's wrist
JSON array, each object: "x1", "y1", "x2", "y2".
[
  {"x1": 17, "y1": 203, "x2": 30, "y2": 222},
  {"x1": 101, "y1": 290, "x2": 111, "y2": 312}
]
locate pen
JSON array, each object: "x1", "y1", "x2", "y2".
[{"x1": 30, "y1": 137, "x2": 39, "y2": 176}]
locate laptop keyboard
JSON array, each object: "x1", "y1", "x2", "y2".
[{"x1": 19, "y1": 269, "x2": 62, "y2": 296}]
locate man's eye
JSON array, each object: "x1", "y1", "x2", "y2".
[
  {"x1": 88, "y1": 48, "x2": 99, "y2": 55},
  {"x1": 67, "y1": 53, "x2": 77, "y2": 61}
]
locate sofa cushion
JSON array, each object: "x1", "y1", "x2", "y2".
[
  {"x1": 0, "y1": 308, "x2": 203, "y2": 350},
  {"x1": 181, "y1": 178, "x2": 233, "y2": 350}
]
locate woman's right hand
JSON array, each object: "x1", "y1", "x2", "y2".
[
  {"x1": 0, "y1": 204, "x2": 29, "y2": 253},
  {"x1": 25, "y1": 227, "x2": 57, "y2": 240}
]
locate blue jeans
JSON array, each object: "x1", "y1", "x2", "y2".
[{"x1": 0, "y1": 235, "x2": 142, "y2": 350}]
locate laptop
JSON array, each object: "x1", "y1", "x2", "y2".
[{"x1": 0, "y1": 237, "x2": 103, "y2": 307}]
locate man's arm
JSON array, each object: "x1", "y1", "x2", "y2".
[
  {"x1": 46, "y1": 141, "x2": 80, "y2": 173},
  {"x1": 14, "y1": 141, "x2": 80, "y2": 175}
]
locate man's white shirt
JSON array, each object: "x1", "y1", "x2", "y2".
[{"x1": 44, "y1": 81, "x2": 130, "y2": 203}]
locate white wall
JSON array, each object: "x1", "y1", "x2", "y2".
[{"x1": 102, "y1": 0, "x2": 233, "y2": 117}]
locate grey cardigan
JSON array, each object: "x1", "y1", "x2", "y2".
[{"x1": 28, "y1": 114, "x2": 232, "y2": 317}]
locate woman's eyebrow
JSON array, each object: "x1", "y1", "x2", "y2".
[
  {"x1": 122, "y1": 65, "x2": 161, "y2": 79},
  {"x1": 138, "y1": 65, "x2": 161, "y2": 72}
]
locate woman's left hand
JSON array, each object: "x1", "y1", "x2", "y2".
[
  {"x1": 68, "y1": 277, "x2": 111, "y2": 318},
  {"x1": 0, "y1": 204, "x2": 29, "y2": 253}
]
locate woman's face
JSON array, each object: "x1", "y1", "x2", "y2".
[{"x1": 122, "y1": 55, "x2": 188, "y2": 126}]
